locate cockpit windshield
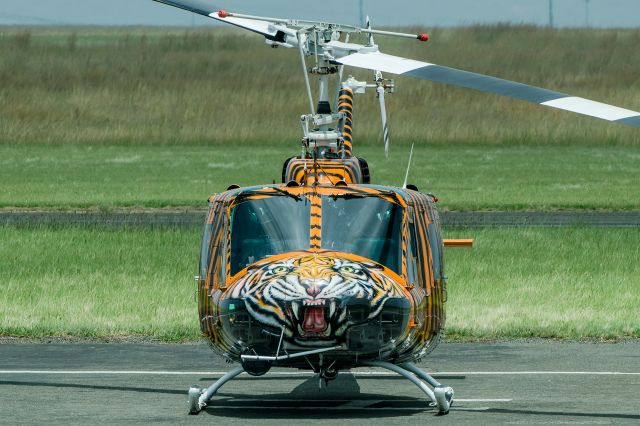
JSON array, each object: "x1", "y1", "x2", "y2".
[
  {"x1": 321, "y1": 195, "x2": 403, "y2": 274},
  {"x1": 229, "y1": 196, "x2": 310, "y2": 275}
]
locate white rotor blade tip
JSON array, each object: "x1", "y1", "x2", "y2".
[{"x1": 542, "y1": 97, "x2": 640, "y2": 121}]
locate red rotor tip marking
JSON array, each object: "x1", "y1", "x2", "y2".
[
  {"x1": 218, "y1": 10, "x2": 229, "y2": 18},
  {"x1": 417, "y1": 33, "x2": 430, "y2": 42}
]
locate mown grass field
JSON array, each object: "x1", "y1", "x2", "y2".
[
  {"x1": 1, "y1": 144, "x2": 638, "y2": 210},
  {"x1": 0, "y1": 26, "x2": 639, "y2": 145},
  {"x1": 445, "y1": 227, "x2": 640, "y2": 339},
  {"x1": 0, "y1": 226, "x2": 197, "y2": 340},
  {"x1": 1, "y1": 226, "x2": 638, "y2": 340}
]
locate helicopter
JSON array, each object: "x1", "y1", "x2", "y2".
[{"x1": 152, "y1": 0, "x2": 640, "y2": 416}]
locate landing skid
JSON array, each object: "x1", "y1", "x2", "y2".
[
  {"x1": 364, "y1": 361, "x2": 454, "y2": 415},
  {"x1": 188, "y1": 366, "x2": 244, "y2": 415},
  {"x1": 187, "y1": 362, "x2": 453, "y2": 415}
]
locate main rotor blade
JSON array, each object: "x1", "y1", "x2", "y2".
[
  {"x1": 152, "y1": 0, "x2": 218, "y2": 17},
  {"x1": 336, "y1": 52, "x2": 640, "y2": 128},
  {"x1": 152, "y1": 0, "x2": 296, "y2": 42}
]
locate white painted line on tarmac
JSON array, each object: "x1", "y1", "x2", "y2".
[
  {"x1": 437, "y1": 371, "x2": 640, "y2": 376},
  {"x1": 455, "y1": 398, "x2": 513, "y2": 402},
  {"x1": 208, "y1": 406, "x2": 423, "y2": 411},
  {"x1": 223, "y1": 398, "x2": 512, "y2": 403},
  {"x1": 0, "y1": 370, "x2": 246, "y2": 375},
  {"x1": 452, "y1": 407, "x2": 491, "y2": 412},
  {"x1": 0, "y1": 370, "x2": 638, "y2": 376}
]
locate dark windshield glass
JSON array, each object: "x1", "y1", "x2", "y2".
[
  {"x1": 322, "y1": 196, "x2": 403, "y2": 274},
  {"x1": 230, "y1": 196, "x2": 310, "y2": 275}
]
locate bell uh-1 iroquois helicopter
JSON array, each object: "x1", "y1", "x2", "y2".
[{"x1": 153, "y1": 0, "x2": 640, "y2": 416}]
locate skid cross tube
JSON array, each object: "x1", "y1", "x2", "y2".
[
  {"x1": 364, "y1": 361, "x2": 453, "y2": 414},
  {"x1": 400, "y1": 362, "x2": 441, "y2": 388},
  {"x1": 364, "y1": 361, "x2": 436, "y2": 402}
]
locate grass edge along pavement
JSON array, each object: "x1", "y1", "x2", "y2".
[{"x1": 1, "y1": 226, "x2": 638, "y2": 341}]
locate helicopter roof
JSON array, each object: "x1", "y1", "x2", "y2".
[{"x1": 216, "y1": 183, "x2": 426, "y2": 207}]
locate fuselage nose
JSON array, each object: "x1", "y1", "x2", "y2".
[{"x1": 224, "y1": 253, "x2": 409, "y2": 346}]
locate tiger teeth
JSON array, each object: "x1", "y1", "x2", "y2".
[
  {"x1": 338, "y1": 310, "x2": 347, "y2": 322},
  {"x1": 329, "y1": 300, "x2": 336, "y2": 318},
  {"x1": 302, "y1": 300, "x2": 326, "y2": 307},
  {"x1": 291, "y1": 302, "x2": 301, "y2": 321},
  {"x1": 324, "y1": 324, "x2": 332, "y2": 337}
]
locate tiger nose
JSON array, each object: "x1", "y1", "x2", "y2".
[{"x1": 303, "y1": 280, "x2": 324, "y2": 297}]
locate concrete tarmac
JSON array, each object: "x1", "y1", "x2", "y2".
[{"x1": 1, "y1": 341, "x2": 639, "y2": 425}]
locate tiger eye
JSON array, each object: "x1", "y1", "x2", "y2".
[
  {"x1": 339, "y1": 266, "x2": 355, "y2": 273},
  {"x1": 273, "y1": 266, "x2": 290, "y2": 274}
]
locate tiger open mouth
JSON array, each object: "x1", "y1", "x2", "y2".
[{"x1": 290, "y1": 299, "x2": 338, "y2": 338}]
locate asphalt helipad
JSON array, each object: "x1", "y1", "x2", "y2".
[{"x1": 1, "y1": 341, "x2": 639, "y2": 425}]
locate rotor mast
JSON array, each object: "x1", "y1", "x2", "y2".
[{"x1": 217, "y1": 10, "x2": 430, "y2": 157}]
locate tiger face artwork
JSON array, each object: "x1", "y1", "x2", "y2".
[{"x1": 227, "y1": 254, "x2": 405, "y2": 346}]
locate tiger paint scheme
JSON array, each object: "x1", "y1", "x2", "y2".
[
  {"x1": 199, "y1": 184, "x2": 446, "y2": 366},
  {"x1": 227, "y1": 254, "x2": 407, "y2": 347}
]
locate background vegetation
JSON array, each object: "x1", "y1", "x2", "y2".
[
  {"x1": 0, "y1": 26, "x2": 639, "y2": 146},
  {"x1": 1, "y1": 226, "x2": 637, "y2": 340}
]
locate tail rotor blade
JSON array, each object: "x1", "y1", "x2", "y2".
[
  {"x1": 377, "y1": 85, "x2": 390, "y2": 157},
  {"x1": 365, "y1": 15, "x2": 374, "y2": 46}
]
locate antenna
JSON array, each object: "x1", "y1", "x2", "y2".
[
  {"x1": 402, "y1": 143, "x2": 415, "y2": 189},
  {"x1": 548, "y1": 0, "x2": 554, "y2": 27}
]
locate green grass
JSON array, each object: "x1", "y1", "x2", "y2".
[
  {"x1": 0, "y1": 226, "x2": 200, "y2": 340},
  {"x1": 0, "y1": 144, "x2": 638, "y2": 210},
  {"x1": 445, "y1": 227, "x2": 640, "y2": 339},
  {"x1": 1, "y1": 226, "x2": 638, "y2": 340},
  {"x1": 0, "y1": 26, "x2": 639, "y2": 146}
]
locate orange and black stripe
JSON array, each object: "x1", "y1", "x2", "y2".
[
  {"x1": 310, "y1": 193, "x2": 322, "y2": 249},
  {"x1": 337, "y1": 88, "x2": 354, "y2": 157},
  {"x1": 284, "y1": 158, "x2": 362, "y2": 185}
]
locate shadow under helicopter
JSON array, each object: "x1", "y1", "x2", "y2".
[
  {"x1": 201, "y1": 373, "x2": 640, "y2": 421},
  {"x1": 3, "y1": 376, "x2": 640, "y2": 421},
  {"x1": 203, "y1": 372, "x2": 437, "y2": 419}
]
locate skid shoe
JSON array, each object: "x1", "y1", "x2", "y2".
[
  {"x1": 188, "y1": 385, "x2": 202, "y2": 415},
  {"x1": 433, "y1": 385, "x2": 455, "y2": 415}
]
